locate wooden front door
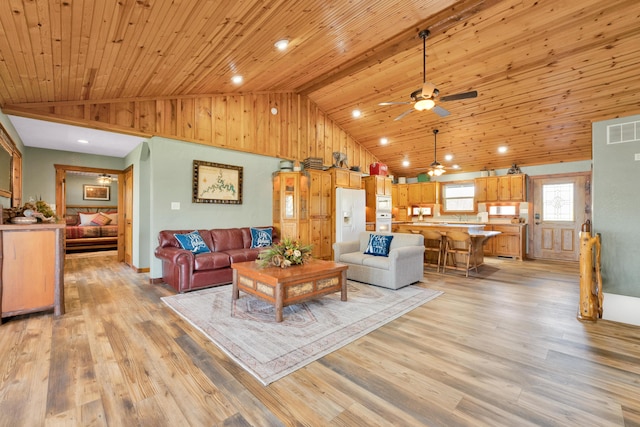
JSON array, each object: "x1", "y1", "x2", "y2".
[{"x1": 530, "y1": 172, "x2": 591, "y2": 261}]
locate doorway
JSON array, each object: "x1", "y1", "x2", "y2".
[
  {"x1": 529, "y1": 172, "x2": 591, "y2": 261},
  {"x1": 55, "y1": 164, "x2": 130, "y2": 263}
]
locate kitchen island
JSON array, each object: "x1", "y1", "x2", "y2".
[{"x1": 394, "y1": 222, "x2": 500, "y2": 272}]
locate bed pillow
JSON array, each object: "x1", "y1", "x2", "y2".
[
  {"x1": 364, "y1": 234, "x2": 394, "y2": 257},
  {"x1": 250, "y1": 227, "x2": 273, "y2": 248},
  {"x1": 91, "y1": 212, "x2": 112, "y2": 226},
  {"x1": 78, "y1": 212, "x2": 99, "y2": 226},
  {"x1": 174, "y1": 231, "x2": 211, "y2": 254},
  {"x1": 105, "y1": 211, "x2": 118, "y2": 225}
]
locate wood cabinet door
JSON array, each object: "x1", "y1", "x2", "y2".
[
  {"x1": 407, "y1": 184, "x2": 421, "y2": 205},
  {"x1": 349, "y1": 171, "x2": 361, "y2": 189},
  {"x1": 310, "y1": 218, "x2": 332, "y2": 259},
  {"x1": 493, "y1": 233, "x2": 520, "y2": 257},
  {"x1": 486, "y1": 177, "x2": 499, "y2": 201},
  {"x1": 421, "y1": 183, "x2": 436, "y2": 204},
  {"x1": 383, "y1": 178, "x2": 392, "y2": 195},
  {"x1": 483, "y1": 226, "x2": 495, "y2": 255},
  {"x1": 2, "y1": 230, "x2": 55, "y2": 313},
  {"x1": 475, "y1": 178, "x2": 487, "y2": 202},
  {"x1": 391, "y1": 184, "x2": 398, "y2": 207},
  {"x1": 332, "y1": 169, "x2": 349, "y2": 187},
  {"x1": 510, "y1": 174, "x2": 525, "y2": 201},
  {"x1": 309, "y1": 171, "x2": 331, "y2": 216},
  {"x1": 398, "y1": 184, "x2": 408, "y2": 206},
  {"x1": 498, "y1": 176, "x2": 511, "y2": 200}
]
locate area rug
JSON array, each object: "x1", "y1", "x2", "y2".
[{"x1": 161, "y1": 281, "x2": 442, "y2": 385}]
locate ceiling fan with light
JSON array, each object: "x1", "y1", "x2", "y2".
[{"x1": 379, "y1": 29, "x2": 478, "y2": 121}]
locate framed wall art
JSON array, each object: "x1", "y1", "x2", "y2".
[
  {"x1": 83, "y1": 185, "x2": 110, "y2": 201},
  {"x1": 193, "y1": 160, "x2": 243, "y2": 204}
]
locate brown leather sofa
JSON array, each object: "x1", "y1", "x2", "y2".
[{"x1": 154, "y1": 226, "x2": 277, "y2": 293}]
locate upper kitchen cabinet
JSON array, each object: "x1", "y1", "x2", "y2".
[
  {"x1": 330, "y1": 168, "x2": 361, "y2": 189},
  {"x1": 475, "y1": 175, "x2": 527, "y2": 202},
  {"x1": 407, "y1": 182, "x2": 438, "y2": 205},
  {"x1": 363, "y1": 175, "x2": 392, "y2": 197}
]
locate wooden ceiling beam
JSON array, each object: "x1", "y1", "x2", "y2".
[{"x1": 294, "y1": 0, "x2": 502, "y2": 96}]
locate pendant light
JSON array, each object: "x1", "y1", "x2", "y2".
[{"x1": 428, "y1": 129, "x2": 446, "y2": 177}]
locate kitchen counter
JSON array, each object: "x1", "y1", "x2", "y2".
[{"x1": 395, "y1": 223, "x2": 501, "y2": 272}]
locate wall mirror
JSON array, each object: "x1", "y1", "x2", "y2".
[{"x1": 0, "y1": 122, "x2": 15, "y2": 199}]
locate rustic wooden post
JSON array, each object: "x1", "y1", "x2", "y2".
[{"x1": 577, "y1": 220, "x2": 603, "y2": 321}]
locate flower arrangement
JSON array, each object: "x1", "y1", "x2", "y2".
[{"x1": 257, "y1": 237, "x2": 313, "y2": 268}]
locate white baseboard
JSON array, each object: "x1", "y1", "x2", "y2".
[{"x1": 602, "y1": 293, "x2": 640, "y2": 326}]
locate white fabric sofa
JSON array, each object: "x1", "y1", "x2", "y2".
[{"x1": 333, "y1": 232, "x2": 425, "y2": 290}]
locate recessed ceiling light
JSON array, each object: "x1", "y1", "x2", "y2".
[
  {"x1": 274, "y1": 39, "x2": 289, "y2": 51},
  {"x1": 380, "y1": 137, "x2": 388, "y2": 145},
  {"x1": 78, "y1": 139, "x2": 89, "y2": 144},
  {"x1": 231, "y1": 75, "x2": 243, "y2": 84},
  {"x1": 444, "y1": 154, "x2": 453, "y2": 161},
  {"x1": 352, "y1": 109, "x2": 361, "y2": 118},
  {"x1": 452, "y1": 164, "x2": 460, "y2": 169},
  {"x1": 402, "y1": 160, "x2": 410, "y2": 167},
  {"x1": 498, "y1": 146, "x2": 508, "y2": 153}
]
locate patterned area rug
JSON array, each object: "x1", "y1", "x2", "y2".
[{"x1": 161, "y1": 281, "x2": 443, "y2": 385}]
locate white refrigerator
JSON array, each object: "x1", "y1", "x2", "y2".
[{"x1": 335, "y1": 187, "x2": 366, "y2": 243}]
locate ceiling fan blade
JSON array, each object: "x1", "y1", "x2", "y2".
[
  {"x1": 394, "y1": 108, "x2": 415, "y2": 121},
  {"x1": 433, "y1": 105, "x2": 450, "y2": 117},
  {"x1": 379, "y1": 101, "x2": 412, "y2": 106},
  {"x1": 440, "y1": 90, "x2": 478, "y2": 102}
]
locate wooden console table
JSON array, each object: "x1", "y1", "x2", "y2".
[
  {"x1": 0, "y1": 222, "x2": 65, "y2": 322},
  {"x1": 232, "y1": 259, "x2": 348, "y2": 322}
]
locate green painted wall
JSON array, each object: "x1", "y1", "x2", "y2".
[
  {"x1": 65, "y1": 174, "x2": 118, "y2": 206},
  {"x1": 22, "y1": 146, "x2": 125, "y2": 209},
  {"x1": 593, "y1": 114, "x2": 640, "y2": 298},
  {"x1": 148, "y1": 137, "x2": 281, "y2": 279}
]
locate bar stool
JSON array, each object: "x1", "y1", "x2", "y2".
[
  {"x1": 443, "y1": 230, "x2": 477, "y2": 277},
  {"x1": 422, "y1": 229, "x2": 444, "y2": 272}
]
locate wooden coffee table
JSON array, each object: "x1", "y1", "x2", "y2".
[{"x1": 231, "y1": 259, "x2": 348, "y2": 322}]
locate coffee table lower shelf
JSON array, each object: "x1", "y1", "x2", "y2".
[{"x1": 231, "y1": 259, "x2": 348, "y2": 322}]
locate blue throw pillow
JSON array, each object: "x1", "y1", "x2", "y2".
[
  {"x1": 250, "y1": 227, "x2": 273, "y2": 248},
  {"x1": 174, "y1": 231, "x2": 211, "y2": 254},
  {"x1": 364, "y1": 234, "x2": 394, "y2": 257}
]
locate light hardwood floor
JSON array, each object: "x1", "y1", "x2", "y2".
[{"x1": 1, "y1": 254, "x2": 639, "y2": 426}]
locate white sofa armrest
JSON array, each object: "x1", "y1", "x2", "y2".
[
  {"x1": 388, "y1": 245, "x2": 425, "y2": 269},
  {"x1": 333, "y1": 240, "x2": 360, "y2": 261}
]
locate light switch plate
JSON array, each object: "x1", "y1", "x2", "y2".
[
  {"x1": 635, "y1": 153, "x2": 640, "y2": 161},
  {"x1": 171, "y1": 202, "x2": 180, "y2": 210}
]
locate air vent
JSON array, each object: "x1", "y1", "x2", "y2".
[{"x1": 607, "y1": 121, "x2": 640, "y2": 144}]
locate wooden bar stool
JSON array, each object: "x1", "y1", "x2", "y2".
[
  {"x1": 443, "y1": 230, "x2": 477, "y2": 277},
  {"x1": 422, "y1": 229, "x2": 444, "y2": 272}
]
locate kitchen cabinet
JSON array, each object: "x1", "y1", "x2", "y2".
[
  {"x1": 475, "y1": 175, "x2": 527, "y2": 202},
  {"x1": 308, "y1": 170, "x2": 333, "y2": 259},
  {"x1": 363, "y1": 175, "x2": 392, "y2": 196},
  {"x1": 330, "y1": 168, "x2": 361, "y2": 189},
  {"x1": 272, "y1": 171, "x2": 310, "y2": 245},
  {"x1": 1, "y1": 223, "x2": 65, "y2": 322},
  {"x1": 397, "y1": 184, "x2": 409, "y2": 207},
  {"x1": 483, "y1": 224, "x2": 526, "y2": 260},
  {"x1": 407, "y1": 182, "x2": 438, "y2": 205}
]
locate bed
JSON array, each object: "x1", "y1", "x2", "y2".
[{"x1": 65, "y1": 205, "x2": 119, "y2": 252}]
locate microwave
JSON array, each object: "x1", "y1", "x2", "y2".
[{"x1": 376, "y1": 196, "x2": 392, "y2": 212}]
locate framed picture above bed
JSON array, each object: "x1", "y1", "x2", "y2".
[{"x1": 83, "y1": 185, "x2": 110, "y2": 201}]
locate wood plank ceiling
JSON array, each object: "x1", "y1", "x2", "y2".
[{"x1": 0, "y1": 0, "x2": 639, "y2": 176}]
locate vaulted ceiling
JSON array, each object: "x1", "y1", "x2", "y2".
[{"x1": 1, "y1": 0, "x2": 639, "y2": 176}]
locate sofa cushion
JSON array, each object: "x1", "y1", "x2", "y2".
[
  {"x1": 250, "y1": 227, "x2": 273, "y2": 248},
  {"x1": 226, "y1": 248, "x2": 262, "y2": 263},
  {"x1": 337, "y1": 251, "x2": 368, "y2": 265},
  {"x1": 194, "y1": 251, "x2": 231, "y2": 271},
  {"x1": 210, "y1": 228, "x2": 244, "y2": 252},
  {"x1": 174, "y1": 231, "x2": 212, "y2": 254},
  {"x1": 362, "y1": 255, "x2": 391, "y2": 270},
  {"x1": 364, "y1": 234, "x2": 394, "y2": 257}
]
